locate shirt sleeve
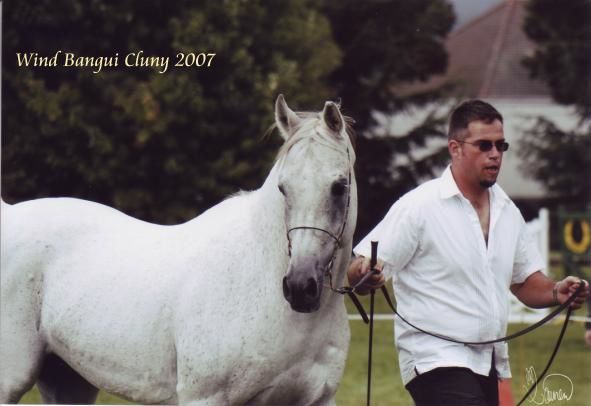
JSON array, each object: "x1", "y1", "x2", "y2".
[
  {"x1": 354, "y1": 196, "x2": 420, "y2": 280},
  {"x1": 511, "y1": 217, "x2": 545, "y2": 285}
]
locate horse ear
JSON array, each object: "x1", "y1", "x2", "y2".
[
  {"x1": 322, "y1": 101, "x2": 344, "y2": 135},
  {"x1": 275, "y1": 94, "x2": 300, "y2": 140}
]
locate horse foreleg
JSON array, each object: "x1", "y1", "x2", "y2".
[
  {"x1": 0, "y1": 334, "x2": 42, "y2": 402},
  {"x1": 0, "y1": 279, "x2": 45, "y2": 403},
  {"x1": 37, "y1": 354, "x2": 99, "y2": 404},
  {"x1": 0, "y1": 341, "x2": 41, "y2": 404},
  {"x1": 0, "y1": 344, "x2": 41, "y2": 404}
]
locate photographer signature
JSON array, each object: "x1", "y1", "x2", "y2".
[{"x1": 523, "y1": 366, "x2": 574, "y2": 404}]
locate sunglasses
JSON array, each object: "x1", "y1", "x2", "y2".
[{"x1": 458, "y1": 140, "x2": 509, "y2": 152}]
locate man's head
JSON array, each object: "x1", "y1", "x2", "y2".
[{"x1": 448, "y1": 100, "x2": 507, "y2": 189}]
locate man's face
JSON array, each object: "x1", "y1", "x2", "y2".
[{"x1": 452, "y1": 119, "x2": 506, "y2": 189}]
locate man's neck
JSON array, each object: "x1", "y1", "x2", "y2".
[{"x1": 450, "y1": 166, "x2": 489, "y2": 207}]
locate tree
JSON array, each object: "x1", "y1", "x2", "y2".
[
  {"x1": 2, "y1": 0, "x2": 340, "y2": 223},
  {"x1": 519, "y1": 0, "x2": 591, "y2": 203},
  {"x1": 322, "y1": 0, "x2": 455, "y2": 238},
  {"x1": 2, "y1": 0, "x2": 456, "y2": 233}
]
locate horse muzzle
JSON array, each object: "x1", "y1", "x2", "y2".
[{"x1": 282, "y1": 259, "x2": 325, "y2": 313}]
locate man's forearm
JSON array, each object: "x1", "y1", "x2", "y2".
[{"x1": 510, "y1": 270, "x2": 557, "y2": 309}]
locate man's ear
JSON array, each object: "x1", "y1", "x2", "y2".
[{"x1": 448, "y1": 139, "x2": 461, "y2": 159}]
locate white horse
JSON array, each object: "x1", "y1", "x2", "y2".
[{"x1": 0, "y1": 95, "x2": 357, "y2": 405}]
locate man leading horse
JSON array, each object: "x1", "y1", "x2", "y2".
[{"x1": 349, "y1": 99, "x2": 589, "y2": 406}]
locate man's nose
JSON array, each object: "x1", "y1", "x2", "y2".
[{"x1": 488, "y1": 146, "x2": 502, "y2": 159}]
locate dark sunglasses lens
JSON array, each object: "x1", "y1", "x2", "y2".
[
  {"x1": 478, "y1": 141, "x2": 509, "y2": 151},
  {"x1": 478, "y1": 141, "x2": 493, "y2": 151},
  {"x1": 496, "y1": 141, "x2": 509, "y2": 151}
]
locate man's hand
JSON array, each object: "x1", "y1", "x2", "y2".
[
  {"x1": 555, "y1": 277, "x2": 589, "y2": 309},
  {"x1": 347, "y1": 256, "x2": 386, "y2": 295}
]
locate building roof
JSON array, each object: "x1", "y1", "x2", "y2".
[
  {"x1": 394, "y1": 0, "x2": 580, "y2": 200},
  {"x1": 400, "y1": 0, "x2": 550, "y2": 99}
]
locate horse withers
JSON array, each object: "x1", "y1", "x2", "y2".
[{"x1": 0, "y1": 95, "x2": 357, "y2": 405}]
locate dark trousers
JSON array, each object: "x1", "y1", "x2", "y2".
[{"x1": 405, "y1": 366, "x2": 499, "y2": 406}]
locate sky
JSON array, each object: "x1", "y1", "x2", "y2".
[{"x1": 450, "y1": 0, "x2": 503, "y2": 29}]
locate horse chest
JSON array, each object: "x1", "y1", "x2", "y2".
[
  {"x1": 174, "y1": 299, "x2": 349, "y2": 405},
  {"x1": 237, "y1": 329, "x2": 348, "y2": 405},
  {"x1": 251, "y1": 311, "x2": 349, "y2": 402}
]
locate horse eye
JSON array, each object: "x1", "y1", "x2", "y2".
[
  {"x1": 278, "y1": 184, "x2": 286, "y2": 195},
  {"x1": 331, "y1": 181, "x2": 347, "y2": 197}
]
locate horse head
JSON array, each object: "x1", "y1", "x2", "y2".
[{"x1": 274, "y1": 95, "x2": 357, "y2": 313}]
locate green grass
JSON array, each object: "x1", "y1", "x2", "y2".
[
  {"x1": 19, "y1": 387, "x2": 132, "y2": 404},
  {"x1": 337, "y1": 309, "x2": 590, "y2": 405}
]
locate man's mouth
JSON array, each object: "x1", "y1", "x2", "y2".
[{"x1": 485, "y1": 166, "x2": 499, "y2": 175}]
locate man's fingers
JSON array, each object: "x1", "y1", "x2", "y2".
[
  {"x1": 565, "y1": 279, "x2": 589, "y2": 309},
  {"x1": 365, "y1": 273, "x2": 385, "y2": 288},
  {"x1": 359, "y1": 257, "x2": 372, "y2": 275}
]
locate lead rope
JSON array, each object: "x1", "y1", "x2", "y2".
[
  {"x1": 349, "y1": 241, "x2": 585, "y2": 406},
  {"x1": 516, "y1": 306, "x2": 572, "y2": 405},
  {"x1": 367, "y1": 289, "x2": 375, "y2": 406},
  {"x1": 366, "y1": 242, "x2": 378, "y2": 406}
]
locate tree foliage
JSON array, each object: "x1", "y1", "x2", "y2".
[
  {"x1": 523, "y1": 0, "x2": 591, "y2": 118},
  {"x1": 323, "y1": 0, "x2": 455, "y2": 237},
  {"x1": 2, "y1": 0, "x2": 339, "y2": 223},
  {"x1": 519, "y1": 0, "x2": 591, "y2": 202},
  {"x1": 2, "y1": 0, "x2": 455, "y2": 231}
]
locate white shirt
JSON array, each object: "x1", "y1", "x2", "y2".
[{"x1": 354, "y1": 165, "x2": 544, "y2": 385}]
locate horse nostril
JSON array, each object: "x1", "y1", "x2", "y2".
[
  {"x1": 304, "y1": 278, "x2": 318, "y2": 298},
  {"x1": 283, "y1": 276, "x2": 291, "y2": 300}
]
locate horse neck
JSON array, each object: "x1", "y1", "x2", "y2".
[{"x1": 253, "y1": 162, "x2": 289, "y2": 258}]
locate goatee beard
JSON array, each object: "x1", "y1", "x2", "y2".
[{"x1": 479, "y1": 180, "x2": 495, "y2": 188}]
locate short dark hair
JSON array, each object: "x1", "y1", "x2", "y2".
[{"x1": 448, "y1": 100, "x2": 503, "y2": 140}]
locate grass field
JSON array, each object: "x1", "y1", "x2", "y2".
[
  {"x1": 337, "y1": 294, "x2": 591, "y2": 406},
  {"x1": 19, "y1": 296, "x2": 590, "y2": 405}
]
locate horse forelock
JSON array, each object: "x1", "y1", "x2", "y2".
[{"x1": 274, "y1": 112, "x2": 356, "y2": 163}]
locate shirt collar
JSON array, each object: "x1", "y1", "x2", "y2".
[
  {"x1": 490, "y1": 181, "x2": 511, "y2": 207},
  {"x1": 439, "y1": 165, "x2": 511, "y2": 205},
  {"x1": 439, "y1": 165, "x2": 462, "y2": 199}
]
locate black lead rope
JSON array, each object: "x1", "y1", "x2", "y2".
[
  {"x1": 516, "y1": 305, "x2": 572, "y2": 406},
  {"x1": 366, "y1": 289, "x2": 375, "y2": 406},
  {"x1": 344, "y1": 241, "x2": 585, "y2": 406},
  {"x1": 365, "y1": 242, "x2": 378, "y2": 406}
]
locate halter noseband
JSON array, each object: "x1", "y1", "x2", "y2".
[{"x1": 287, "y1": 226, "x2": 342, "y2": 256}]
